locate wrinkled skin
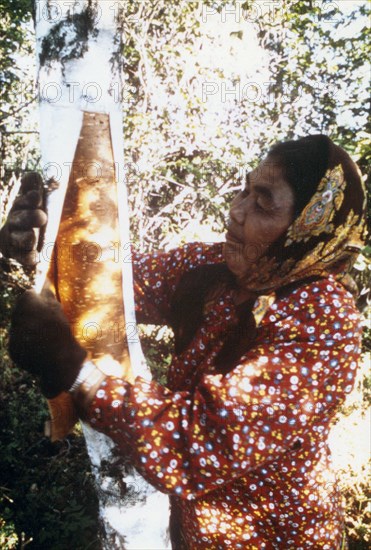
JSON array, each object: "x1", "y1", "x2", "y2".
[
  {"x1": 0, "y1": 173, "x2": 47, "y2": 266},
  {"x1": 224, "y1": 157, "x2": 295, "y2": 304},
  {"x1": 9, "y1": 287, "x2": 87, "y2": 398},
  {"x1": 225, "y1": 157, "x2": 295, "y2": 278}
]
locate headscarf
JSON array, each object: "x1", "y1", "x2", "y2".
[
  {"x1": 172, "y1": 136, "x2": 367, "y2": 358},
  {"x1": 236, "y1": 137, "x2": 367, "y2": 304}
]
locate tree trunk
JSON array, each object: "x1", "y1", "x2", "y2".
[{"x1": 34, "y1": 1, "x2": 170, "y2": 547}]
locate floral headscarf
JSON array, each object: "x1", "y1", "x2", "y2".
[
  {"x1": 236, "y1": 140, "x2": 367, "y2": 322},
  {"x1": 172, "y1": 137, "x2": 367, "y2": 354}
]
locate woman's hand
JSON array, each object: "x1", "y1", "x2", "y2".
[
  {"x1": 0, "y1": 172, "x2": 47, "y2": 266},
  {"x1": 9, "y1": 288, "x2": 87, "y2": 398}
]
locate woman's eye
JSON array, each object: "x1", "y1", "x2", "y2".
[{"x1": 256, "y1": 199, "x2": 274, "y2": 214}]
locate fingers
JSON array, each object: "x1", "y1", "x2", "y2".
[
  {"x1": 12, "y1": 289, "x2": 59, "y2": 320},
  {"x1": 7, "y1": 208, "x2": 47, "y2": 230},
  {"x1": 13, "y1": 250, "x2": 39, "y2": 266},
  {"x1": 8, "y1": 228, "x2": 37, "y2": 251},
  {"x1": 12, "y1": 189, "x2": 44, "y2": 210},
  {"x1": 7, "y1": 229, "x2": 39, "y2": 266},
  {"x1": 13, "y1": 171, "x2": 45, "y2": 211},
  {"x1": 9, "y1": 287, "x2": 87, "y2": 397},
  {"x1": 0, "y1": 173, "x2": 47, "y2": 266},
  {"x1": 20, "y1": 172, "x2": 44, "y2": 194},
  {"x1": 11, "y1": 289, "x2": 39, "y2": 323}
]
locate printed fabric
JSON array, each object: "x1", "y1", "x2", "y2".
[
  {"x1": 83, "y1": 156, "x2": 366, "y2": 548},
  {"x1": 86, "y1": 242, "x2": 362, "y2": 549}
]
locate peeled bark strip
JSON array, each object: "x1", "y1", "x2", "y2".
[
  {"x1": 55, "y1": 111, "x2": 132, "y2": 378},
  {"x1": 34, "y1": 1, "x2": 170, "y2": 547}
]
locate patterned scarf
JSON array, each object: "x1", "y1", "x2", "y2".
[
  {"x1": 173, "y1": 146, "x2": 367, "y2": 354},
  {"x1": 235, "y1": 159, "x2": 367, "y2": 325}
]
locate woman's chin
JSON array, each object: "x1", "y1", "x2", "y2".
[
  {"x1": 224, "y1": 240, "x2": 246, "y2": 271},
  {"x1": 224, "y1": 248, "x2": 248, "y2": 279}
]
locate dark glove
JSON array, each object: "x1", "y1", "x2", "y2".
[
  {"x1": 0, "y1": 172, "x2": 47, "y2": 266},
  {"x1": 9, "y1": 288, "x2": 87, "y2": 398}
]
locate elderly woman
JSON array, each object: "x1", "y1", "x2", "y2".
[{"x1": 4, "y1": 134, "x2": 367, "y2": 549}]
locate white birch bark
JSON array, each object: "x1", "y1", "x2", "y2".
[{"x1": 33, "y1": 1, "x2": 170, "y2": 547}]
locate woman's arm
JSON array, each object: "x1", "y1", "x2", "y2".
[
  {"x1": 80, "y1": 278, "x2": 362, "y2": 499},
  {"x1": 132, "y1": 242, "x2": 224, "y2": 325}
]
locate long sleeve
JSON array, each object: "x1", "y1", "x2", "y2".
[
  {"x1": 85, "y1": 277, "x2": 362, "y2": 500},
  {"x1": 132, "y1": 242, "x2": 224, "y2": 324}
]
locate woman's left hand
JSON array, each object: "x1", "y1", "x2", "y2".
[{"x1": 9, "y1": 289, "x2": 87, "y2": 398}]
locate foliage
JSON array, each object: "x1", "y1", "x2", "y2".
[
  {"x1": 0, "y1": 0, "x2": 39, "y2": 192},
  {"x1": 122, "y1": 0, "x2": 238, "y2": 250},
  {"x1": 39, "y1": 6, "x2": 99, "y2": 69},
  {"x1": 254, "y1": 0, "x2": 371, "y2": 238},
  {"x1": 0, "y1": 259, "x2": 100, "y2": 548},
  {"x1": 0, "y1": 0, "x2": 370, "y2": 548},
  {"x1": 0, "y1": 0, "x2": 34, "y2": 109},
  {"x1": 255, "y1": 1, "x2": 370, "y2": 137},
  {"x1": 138, "y1": 325, "x2": 174, "y2": 386},
  {"x1": 344, "y1": 472, "x2": 371, "y2": 550},
  {"x1": 0, "y1": 376, "x2": 100, "y2": 549}
]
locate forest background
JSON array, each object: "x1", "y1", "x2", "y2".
[{"x1": 0, "y1": 0, "x2": 370, "y2": 548}]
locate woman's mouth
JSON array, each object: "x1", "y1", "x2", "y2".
[{"x1": 225, "y1": 228, "x2": 242, "y2": 245}]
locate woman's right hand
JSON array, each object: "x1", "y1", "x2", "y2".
[
  {"x1": 9, "y1": 288, "x2": 87, "y2": 398},
  {"x1": 0, "y1": 172, "x2": 47, "y2": 266}
]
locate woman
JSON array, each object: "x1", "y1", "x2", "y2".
[{"x1": 7, "y1": 135, "x2": 367, "y2": 549}]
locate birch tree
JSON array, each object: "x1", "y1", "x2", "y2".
[
  {"x1": 34, "y1": 1, "x2": 169, "y2": 547},
  {"x1": 0, "y1": 1, "x2": 369, "y2": 547}
]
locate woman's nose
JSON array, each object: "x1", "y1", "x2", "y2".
[{"x1": 229, "y1": 198, "x2": 246, "y2": 225}]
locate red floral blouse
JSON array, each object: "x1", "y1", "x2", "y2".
[{"x1": 86, "y1": 243, "x2": 361, "y2": 549}]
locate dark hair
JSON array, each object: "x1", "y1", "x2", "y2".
[
  {"x1": 170, "y1": 135, "x2": 364, "y2": 372},
  {"x1": 267, "y1": 134, "x2": 331, "y2": 216}
]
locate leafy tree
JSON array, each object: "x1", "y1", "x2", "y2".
[
  {"x1": 0, "y1": 0, "x2": 39, "y2": 190},
  {"x1": 0, "y1": 0, "x2": 370, "y2": 547}
]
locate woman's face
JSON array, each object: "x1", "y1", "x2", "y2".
[{"x1": 225, "y1": 157, "x2": 295, "y2": 279}]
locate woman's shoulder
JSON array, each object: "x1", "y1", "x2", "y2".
[
  {"x1": 262, "y1": 274, "x2": 361, "y2": 337},
  {"x1": 133, "y1": 241, "x2": 225, "y2": 266},
  {"x1": 171, "y1": 241, "x2": 225, "y2": 267},
  {"x1": 278, "y1": 275, "x2": 358, "y2": 309}
]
